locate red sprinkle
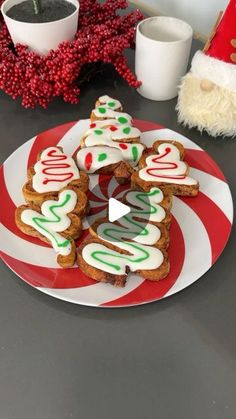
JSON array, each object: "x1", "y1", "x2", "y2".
[
  {"x1": 85, "y1": 152, "x2": 93, "y2": 171},
  {"x1": 110, "y1": 126, "x2": 118, "y2": 131},
  {"x1": 119, "y1": 143, "x2": 128, "y2": 150},
  {"x1": 90, "y1": 123, "x2": 96, "y2": 128}
]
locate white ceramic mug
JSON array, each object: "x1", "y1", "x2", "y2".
[
  {"x1": 135, "y1": 16, "x2": 193, "y2": 101},
  {"x1": 1, "y1": 0, "x2": 79, "y2": 56}
]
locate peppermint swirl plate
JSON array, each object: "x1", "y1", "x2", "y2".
[{"x1": 0, "y1": 119, "x2": 233, "y2": 307}]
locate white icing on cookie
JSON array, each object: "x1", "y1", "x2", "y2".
[
  {"x1": 82, "y1": 188, "x2": 167, "y2": 275},
  {"x1": 84, "y1": 129, "x2": 111, "y2": 146},
  {"x1": 93, "y1": 108, "x2": 132, "y2": 123},
  {"x1": 77, "y1": 143, "x2": 144, "y2": 172},
  {"x1": 76, "y1": 146, "x2": 123, "y2": 173},
  {"x1": 21, "y1": 189, "x2": 77, "y2": 256},
  {"x1": 32, "y1": 147, "x2": 79, "y2": 193},
  {"x1": 98, "y1": 95, "x2": 122, "y2": 110},
  {"x1": 84, "y1": 125, "x2": 141, "y2": 144},
  {"x1": 125, "y1": 188, "x2": 166, "y2": 223},
  {"x1": 111, "y1": 126, "x2": 141, "y2": 141},
  {"x1": 139, "y1": 143, "x2": 198, "y2": 185},
  {"x1": 83, "y1": 130, "x2": 144, "y2": 166},
  {"x1": 83, "y1": 242, "x2": 163, "y2": 275},
  {"x1": 89, "y1": 119, "x2": 121, "y2": 129}
]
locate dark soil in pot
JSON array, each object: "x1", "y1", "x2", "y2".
[{"x1": 6, "y1": 0, "x2": 77, "y2": 23}]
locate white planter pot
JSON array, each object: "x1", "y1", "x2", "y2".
[{"x1": 1, "y1": 0, "x2": 79, "y2": 55}]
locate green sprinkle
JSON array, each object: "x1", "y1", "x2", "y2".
[
  {"x1": 118, "y1": 117, "x2": 128, "y2": 124},
  {"x1": 132, "y1": 146, "x2": 138, "y2": 162},
  {"x1": 94, "y1": 129, "x2": 103, "y2": 135},
  {"x1": 123, "y1": 127, "x2": 131, "y2": 135},
  {"x1": 108, "y1": 101, "x2": 116, "y2": 107},
  {"x1": 98, "y1": 107, "x2": 106, "y2": 114},
  {"x1": 98, "y1": 153, "x2": 107, "y2": 162}
]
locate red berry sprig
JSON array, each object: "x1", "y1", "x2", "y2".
[{"x1": 0, "y1": 0, "x2": 143, "y2": 108}]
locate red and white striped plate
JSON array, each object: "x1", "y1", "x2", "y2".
[{"x1": 0, "y1": 119, "x2": 233, "y2": 307}]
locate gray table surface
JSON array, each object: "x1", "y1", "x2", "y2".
[{"x1": 0, "y1": 39, "x2": 235, "y2": 419}]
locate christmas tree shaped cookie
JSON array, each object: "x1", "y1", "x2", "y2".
[
  {"x1": 16, "y1": 188, "x2": 86, "y2": 268},
  {"x1": 78, "y1": 188, "x2": 172, "y2": 287},
  {"x1": 132, "y1": 140, "x2": 199, "y2": 196},
  {"x1": 75, "y1": 96, "x2": 146, "y2": 184},
  {"x1": 23, "y1": 146, "x2": 89, "y2": 210}
]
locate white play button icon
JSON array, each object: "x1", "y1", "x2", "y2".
[
  {"x1": 108, "y1": 198, "x2": 130, "y2": 222},
  {"x1": 87, "y1": 178, "x2": 150, "y2": 241}
]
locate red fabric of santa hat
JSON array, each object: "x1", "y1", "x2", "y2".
[{"x1": 190, "y1": 0, "x2": 236, "y2": 91}]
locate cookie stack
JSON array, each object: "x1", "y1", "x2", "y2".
[{"x1": 75, "y1": 95, "x2": 146, "y2": 184}]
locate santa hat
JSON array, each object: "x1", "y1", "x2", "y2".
[{"x1": 190, "y1": 0, "x2": 236, "y2": 92}]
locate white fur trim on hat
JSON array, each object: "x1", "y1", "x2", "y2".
[{"x1": 191, "y1": 50, "x2": 236, "y2": 92}]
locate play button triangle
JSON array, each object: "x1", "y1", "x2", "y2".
[{"x1": 108, "y1": 198, "x2": 130, "y2": 222}]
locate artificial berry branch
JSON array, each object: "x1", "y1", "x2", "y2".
[{"x1": 0, "y1": 0, "x2": 143, "y2": 108}]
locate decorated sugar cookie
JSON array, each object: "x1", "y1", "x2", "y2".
[
  {"x1": 76, "y1": 144, "x2": 144, "y2": 173},
  {"x1": 123, "y1": 188, "x2": 172, "y2": 226},
  {"x1": 32, "y1": 146, "x2": 80, "y2": 194},
  {"x1": 23, "y1": 146, "x2": 89, "y2": 210},
  {"x1": 83, "y1": 132, "x2": 144, "y2": 164},
  {"x1": 91, "y1": 95, "x2": 132, "y2": 125},
  {"x1": 77, "y1": 96, "x2": 145, "y2": 182},
  {"x1": 78, "y1": 188, "x2": 171, "y2": 287},
  {"x1": 91, "y1": 107, "x2": 132, "y2": 123},
  {"x1": 83, "y1": 123, "x2": 141, "y2": 145},
  {"x1": 16, "y1": 189, "x2": 83, "y2": 268},
  {"x1": 132, "y1": 140, "x2": 199, "y2": 196}
]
